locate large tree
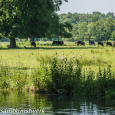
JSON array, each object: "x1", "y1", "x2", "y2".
[
  {"x1": 0, "y1": 0, "x2": 69, "y2": 48},
  {"x1": 45, "y1": 12, "x2": 72, "y2": 39},
  {"x1": 78, "y1": 22, "x2": 88, "y2": 41}
]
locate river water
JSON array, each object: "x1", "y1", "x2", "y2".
[{"x1": 0, "y1": 91, "x2": 115, "y2": 115}]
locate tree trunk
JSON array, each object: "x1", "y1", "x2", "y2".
[{"x1": 10, "y1": 38, "x2": 16, "y2": 48}]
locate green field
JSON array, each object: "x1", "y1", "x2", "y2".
[
  {"x1": 0, "y1": 41, "x2": 115, "y2": 97},
  {"x1": 0, "y1": 41, "x2": 114, "y2": 72}
]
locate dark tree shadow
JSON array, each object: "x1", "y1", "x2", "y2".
[{"x1": 0, "y1": 45, "x2": 109, "y2": 50}]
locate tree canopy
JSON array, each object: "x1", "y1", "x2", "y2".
[
  {"x1": 0, "y1": 0, "x2": 72, "y2": 47},
  {"x1": 59, "y1": 11, "x2": 115, "y2": 41}
]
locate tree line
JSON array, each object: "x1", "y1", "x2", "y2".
[{"x1": 59, "y1": 11, "x2": 115, "y2": 42}]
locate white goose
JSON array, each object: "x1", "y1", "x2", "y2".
[
  {"x1": 91, "y1": 53, "x2": 95, "y2": 58},
  {"x1": 55, "y1": 51, "x2": 57, "y2": 55},
  {"x1": 80, "y1": 55, "x2": 82, "y2": 58},
  {"x1": 62, "y1": 51, "x2": 64, "y2": 55},
  {"x1": 72, "y1": 53, "x2": 75, "y2": 58}
]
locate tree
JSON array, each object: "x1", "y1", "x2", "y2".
[
  {"x1": 110, "y1": 30, "x2": 115, "y2": 40},
  {"x1": 88, "y1": 19, "x2": 106, "y2": 41},
  {"x1": 92, "y1": 11, "x2": 102, "y2": 16},
  {"x1": 90, "y1": 15, "x2": 100, "y2": 22},
  {"x1": 78, "y1": 22, "x2": 88, "y2": 41},
  {"x1": 71, "y1": 24, "x2": 79, "y2": 40},
  {"x1": 104, "y1": 18, "x2": 115, "y2": 40},
  {"x1": 45, "y1": 13, "x2": 73, "y2": 39},
  {"x1": 106, "y1": 12, "x2": 114, "y2": 18},
  {"x1": 0, "y1": 0, "x2": 69, "y2": 48}
]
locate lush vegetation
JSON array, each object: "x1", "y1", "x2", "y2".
[
  {"x1": 0, "y1": 42, "x2": 115, "y2": 98},
  {"x1": 0, "y1": 0, "x2": 72, "y2": 47},
  {"x1": 58, "y1": 11, "x2": 115, "y2": 42},
  {"x1": 1, "y1": 1, "x2": 115, "y2": 98}
]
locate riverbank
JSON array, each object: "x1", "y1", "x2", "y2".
[
  {"x1": 0, "y1": 42, "x2": 115, "y2": 97},
  {"x1": 0, "y1": 54, "x2": 115, "y2": 98}
]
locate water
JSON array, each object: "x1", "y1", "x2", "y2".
[{"x1": 0, "y1": 91, "x2": 115, "y2": 115}]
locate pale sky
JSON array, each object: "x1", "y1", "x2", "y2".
[{"x1": 56, "y1": 0, "x2": 115, "y2": 15}]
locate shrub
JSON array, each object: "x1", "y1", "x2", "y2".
[
  {"x1": 25, "y1": 41, "x2": 31, "y2": 46},
  {"x1": 36, "y1": 42, "x2": 39, "y2": 45},
  {"x1": 33, "y1": 56, "x2": 115, "y2": 96}
]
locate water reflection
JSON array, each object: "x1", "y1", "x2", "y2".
[{"x1": 0, "y1": 91, "x2": 115, "y2": 115}]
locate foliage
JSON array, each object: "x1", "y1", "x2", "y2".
[
  {"x1": 0, "y1": 54, "x2": 115, "y2": 97},
  {"x1": 0, "y1": 64, "x2": 27, "y2": 90},
  {"x1": 45, "y1": 13, "x2": 73, "y2": 38},
  {"x1": 0, "y1": 0, "x2": 70, "y2": 47},
  {"x1": 24, "y1": 41, "x2": 31, "y2": 46},
  {"x1": 59, "y1": 12, "x2": 115, "y2": 41}
]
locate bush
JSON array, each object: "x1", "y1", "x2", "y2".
[
  {"x1": 24, "y1": 41, "x2": 31, "y2": 46},
  {"x1": 33, "y1": 56, "x2": 115, "y2": 96},
  {"x1": 36, "y1": 42, "x2": 39, "y2": 45},
  {"x1": 0, "y1": 44, "x2": 3, "y2": 48}
]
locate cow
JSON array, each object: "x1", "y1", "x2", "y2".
[
  {"x1": 106, "y1": 42, "x2": 112, "y2": 46},
  {"x1": 75, "y1": 41, "x2": 85, "y2": 46},
  {"x1": 89, "y1": 41, "x2": 95, "y2": 46},
  {"x1": 31, "y1": 41, "x2": 36, "y2": 48},
  {"x1": 52, "y1": 41, "x2": 64, "y2": 45},
  {"x1": 98, "y1": 42, "x2": 104, "y2": 46}
]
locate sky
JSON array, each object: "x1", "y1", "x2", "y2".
[{"x1": 56, "y1": 0, "x2": 115, "y2": 15}]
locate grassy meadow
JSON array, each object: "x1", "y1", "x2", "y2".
[
  {"x1": 0, "y1": 41, "x2": 115, "y2": 97},
  {"x1": 0, "y1": 41, "x2": 115, "y2": 72}
]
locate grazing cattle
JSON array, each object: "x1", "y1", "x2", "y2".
[
  {"x1": 52, "y1": 41, "x2": 64, "y2": 45},
  {"x1": 98, "y1": 42, "x2": 104, "y2": 46},
  {"x1": 31, "y1": 41, "x2": 36, "y2": 48},
  {"x1": 75, "y1": 41, "x2": 85, "y2": 46},
  {"x1": 89, "y1": 41, "x2": 95, "y2": 46},
  {"x1": 106, "y1": 42, "x2": 112, "y2": 46}
]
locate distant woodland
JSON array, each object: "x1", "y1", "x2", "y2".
[{"x1": 58, "y1": 11, "x2": 115, "y2": 41}]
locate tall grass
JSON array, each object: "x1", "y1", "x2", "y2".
[
  {"x1": 0, "y1": 48, "x2": 115, "y2": 97},
  {"x1": 31, "y1": 56, "x2": 115, "y2": 97},
  {"x1": 0, "y1": 64, "x2": 27, "y2": 90}
]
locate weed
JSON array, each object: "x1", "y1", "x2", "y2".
[
  {"x1": 91, "y1": 50, "x2": 94, "y2": 53},
  {"x1": 105, "y1": 49, "x2": 110, "y2": 54}
]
